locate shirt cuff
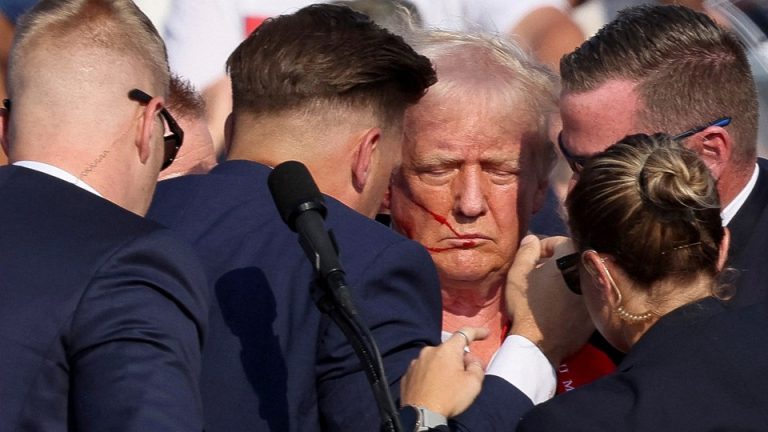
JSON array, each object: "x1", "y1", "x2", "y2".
[{"x1": 486, "y1": 335, "x2": 556, "y2": 405}]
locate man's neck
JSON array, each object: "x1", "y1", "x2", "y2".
[
  {"x1": 721, "y1": 163, "x2": 759, "y2": 226},
  {"x1": 441, "y1": 279, "x2": 506, "y2": 368},
  {"x1": 718, "y1": 161, "x2": 756, "y2": 208},
  {"x1": 441, "y1": 276, "x2": 504, "y2": 313}
]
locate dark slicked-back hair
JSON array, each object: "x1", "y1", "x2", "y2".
[
  {"x1": 226, "y1": 3, "x2": 436, "y2": 125},
  {"x1": 561, "y1": 5, "x2": 758, "y2": 166}
]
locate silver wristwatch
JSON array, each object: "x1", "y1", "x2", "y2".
[{"x1": 414, "y1": 406, "x2": 447, "y2": 431}]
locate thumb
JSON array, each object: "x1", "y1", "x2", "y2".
[
  {"x1": 510, "y1": 234, "x2": 542, "y2": 275},
  {"x1": 463, "y1": 352, "x2": 485, "y2": 379}
]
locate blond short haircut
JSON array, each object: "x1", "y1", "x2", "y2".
[{"x1": 8, "y1": 0, "x2": 169, "y2": 97}]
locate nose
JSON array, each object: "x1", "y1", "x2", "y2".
[{"x1": 454, "y1": 167, "x2": 487, "y2": 218}]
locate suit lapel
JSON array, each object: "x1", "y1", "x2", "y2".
[{"x1": 725, "y1": 158, "x2": 768, "y2": 268}]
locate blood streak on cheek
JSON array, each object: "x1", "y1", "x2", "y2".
[
  {"x1": 408, "y1": 200, "x2": 477, "y2": 252},
  {"x1": 414, "y1": 201, "x2": 461, "y2": 237}
]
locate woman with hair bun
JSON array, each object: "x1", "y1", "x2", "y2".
[{"x1": 518, "y1": 133, "x2": 768, "y2": 431}]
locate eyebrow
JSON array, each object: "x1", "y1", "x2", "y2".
[
  {"x1": 409, "y1": 155, "x2": 461, "y2": 168},
  {"x1": 481, "y1": 156, "x2": 521, "y2": 167},
  {"x1": 410, "y1": 155, "x2": 521, "y2": 169}
]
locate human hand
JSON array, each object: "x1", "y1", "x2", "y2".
[
  {"x1": 505, "y1": 235, "x2": 594, "y2": 366},
  {"x1": 400, "y1": 327, "x2": 489, "y2": 418}
]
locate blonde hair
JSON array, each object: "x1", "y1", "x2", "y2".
[
  {"x1": 409, "y1": 30, "x2": 559, "y2": 181},
  {"x1": 567, "y1": 133, "x2": 724, "y2": 287},
  {"x1": 9, "y1": 0, "x2": 169, "y2": 96}
]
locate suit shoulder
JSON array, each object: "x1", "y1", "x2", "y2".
[
  {"x1": 325, "y1": 197, "x2": 411, "y2": 246},
  {"x1": 325, "y1": 199, "x2": 433, "y2": 267}
]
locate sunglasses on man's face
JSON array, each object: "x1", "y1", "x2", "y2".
[
  {"x1": 557, "y1": 133, "x2": 589, "y2": 174},
  {"x1": 128, "y1": 88, "x2": 184, "y2": 170},
  {"x1": 557, "y1": 116, "x2": 732, "y2": 175}
]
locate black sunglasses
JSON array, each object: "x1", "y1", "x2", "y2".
[
  {"x1": 670, "y1": 116, "x2": 731, "y2": 140},
  {"x1": 558, "y1": 116, "x2": 732, "y2": 175},
  {"x1": 128, "y1": 88, "x2": 184, "y2": 170},
  {"x1": 557, "y1": 132, "x2": 589, "y2": 175},
  {"x1": 556, "y1": 252, "x2": 581, "y2": 295}
]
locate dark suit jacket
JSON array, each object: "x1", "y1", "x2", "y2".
[
  {"x1": 725, "y1": 157, "x2": 768, "y2": 307},
  {"x1": 517, "y1": 297, "x2": 768, "y2": 431},
  {"x1": 0, "y1": 165, "x2": 209, "y2": 431},
  {"x1": 148, "y1": 160, "x2": 445, "y2": 431}
]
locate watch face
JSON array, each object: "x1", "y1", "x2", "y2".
[
  {"x1": 418, "y1": 406, "x2": 448, "y2": 431},
  {"x1": 399, "y1": 405, "x2": 420, "y2": 432}
]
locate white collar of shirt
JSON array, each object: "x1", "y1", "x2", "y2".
[
  {"x1": 13, "y1": 160, "x2": 102, "y2": 197},
  {"x1": 721, "y1": 163, "x2": 759, "y2": 227}
]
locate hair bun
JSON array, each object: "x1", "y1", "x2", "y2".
[{"x1": 637, "y1": 135, "x2": 718, "y2": 219}]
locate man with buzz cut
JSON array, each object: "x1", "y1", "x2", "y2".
[{"x1": 0, "y1": 1, "x2": 209, "y2": 430}]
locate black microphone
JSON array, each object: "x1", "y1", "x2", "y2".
[
  {"x1": 267, "y1": 160, "x2": 403, "y2": 432},
  {"x1": 268, "y1": 160, "x2": 342, "y2": 279}
]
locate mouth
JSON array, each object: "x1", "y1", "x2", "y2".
[
  {"x1": 448, "y1": 234, "x2": 491, "y2": 242},
  {"x1": 433, "y1": 236, "x2": 490, "y2": 250}
]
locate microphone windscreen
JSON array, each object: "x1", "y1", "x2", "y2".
[{"x1": 268, "y1": 160, "x2": 326, "y2": 231}]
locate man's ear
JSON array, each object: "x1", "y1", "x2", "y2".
[
  {"x1": 136, "y1": 96, "x2": 164, "y2": 165},
  {"x1": 352, "y1": 127, "x2": 381, "y2": 192},
  {"x1": 695, "y1": 126, "x2": 732, "y2": 180},
  {"x1": 0, "y1": 106, "x2": 9, "y2": 158}
]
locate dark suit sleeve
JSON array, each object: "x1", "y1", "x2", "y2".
[
  {"x1": 66, "y1": 230, "x2": 209, "y2": 431},
  {"x1": 450, "y1": 376, "x2": 534, "y2": 431},
  {"x1": 315, "y1": 238, "x2": 443, "y2": 430}
]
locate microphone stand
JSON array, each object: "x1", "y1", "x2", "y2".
[{"x1": 310, "y1": 269, "x2": 403, "y2": 432}]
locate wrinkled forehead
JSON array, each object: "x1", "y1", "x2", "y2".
[{"x1": 402, "y1": 86, "x2": 544, "y2": 161}]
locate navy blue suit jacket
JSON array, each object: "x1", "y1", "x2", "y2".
[
  {"x1": 725, "y1": 157, "x2": 768, "y2": 307},
  {"x1": 148, "y1": 161, "x2": 444, "y2": 431},
  {"x1": 518, "y1": 297, "x2": 768, "y2": 431},
  {"x1": 0, "y1": 166, "x2": 209, "y2": 431}
]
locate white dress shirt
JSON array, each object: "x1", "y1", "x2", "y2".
[
  {"x1": 721, "y1": 163, "x2": 759, "y2": 226},
  {"x1": 442, "y1": 331, "x2": 555, "y2": 405},
  {"x1": 13, "y1": 161, "x2": 102, "y2": 197}
]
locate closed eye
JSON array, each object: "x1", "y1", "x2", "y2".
[
  {"x1": 412, "y1": 162, "x2": 459, "y2": 185},
  {"x1": 484, "y1": 162, "x2": 520, "y2": 184}
]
